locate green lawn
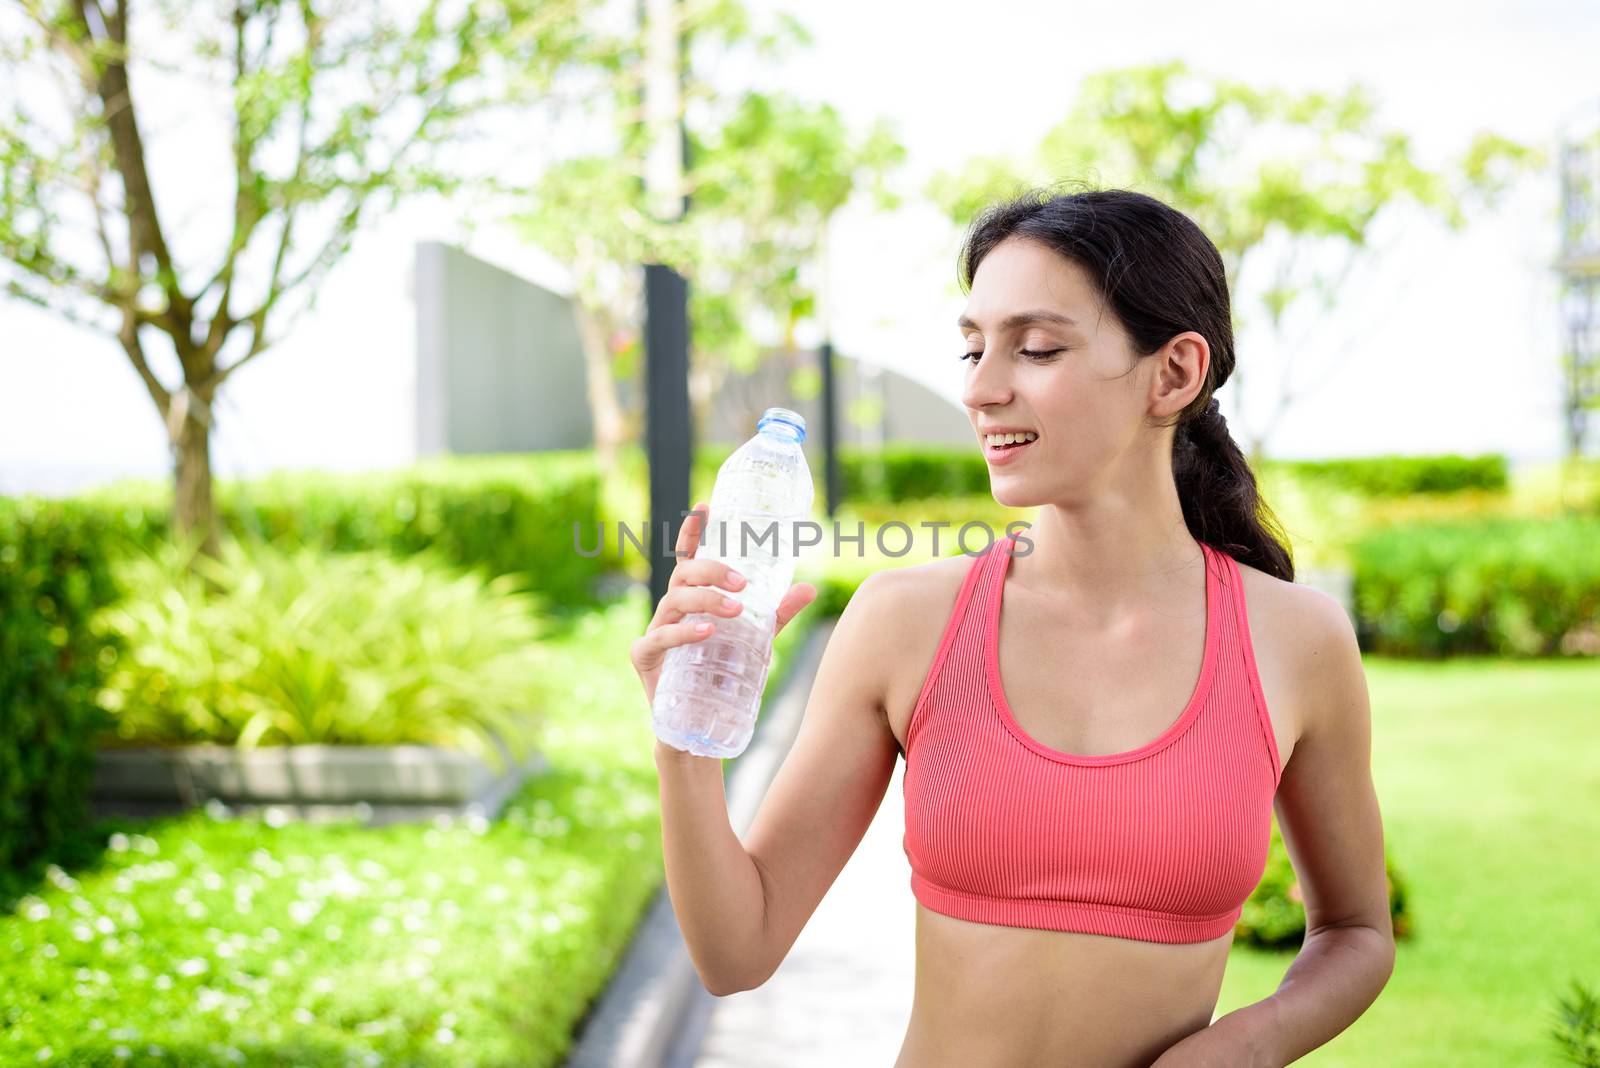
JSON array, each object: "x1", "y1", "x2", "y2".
[{"x1": 1216, "y1": 655, "x2": 1600, "y2": 1065}]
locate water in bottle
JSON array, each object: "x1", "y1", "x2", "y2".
[{"x1": 652, "y1": 406, "x2": 815, "y2": 758}]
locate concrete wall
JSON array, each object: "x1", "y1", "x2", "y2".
[
  {"x1": 414, "y1": 241, "x2": 592, "y2": 455},
  {"x1": 411, "y1": 239, "x2": 966, "y2": 459}
]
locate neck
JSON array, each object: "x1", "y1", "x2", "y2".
[{"x1": 1005, "y1": 475, "x2": 1200, "y2": 615}]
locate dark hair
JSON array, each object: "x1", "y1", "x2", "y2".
[{"x1": 957, "y1": 184, "x2": 1295, "y2": 583}]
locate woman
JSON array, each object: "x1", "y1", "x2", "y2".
[{"x1": 633, "y1": 187, "x2": 1395, "y2": 1067}]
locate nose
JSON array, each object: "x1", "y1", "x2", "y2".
[{"x1": 961, "y1": 351, "x2": 1014, "y2": 412}]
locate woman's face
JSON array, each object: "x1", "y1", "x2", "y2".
[{"x1": 957, "y1": 236, "x2": 1190, "y2": 508}]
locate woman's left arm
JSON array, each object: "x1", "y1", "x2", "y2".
[{"x1": 1153, "y1": 588, "x2": 1397, "y2": 1068}]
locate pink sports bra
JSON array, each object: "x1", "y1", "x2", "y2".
[{"x1": 901, "y1": 533, "x2": 1283, "y2": 944}]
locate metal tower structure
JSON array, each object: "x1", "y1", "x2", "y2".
[{"x1": 1557, "y1": 103, "x2": 1600, "y2": 458}]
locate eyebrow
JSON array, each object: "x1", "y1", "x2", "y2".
[{"x1": 957, "y1": 310, "x2": 1079, "y2": 332}]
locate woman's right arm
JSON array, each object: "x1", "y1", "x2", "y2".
[
  {"x1": 651, "y1": 741, "x2": 766, "y2": 996},
  {"x1": 632, "y1": 503, "x2": 900, "y2": 996}
]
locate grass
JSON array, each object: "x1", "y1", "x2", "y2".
[
  {"x1": 1214, "y1": 654, "x2": 1600, "y2": 1065},
  {"x1": 0, "y1": 590, "x2": 822, "y2": 1066}
]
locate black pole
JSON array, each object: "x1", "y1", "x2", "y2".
[
  {"x1": 820, "y1": 339, "x2": 840, "y2": 517},
  {"x1": 645, "y1": 264, "x2": 692, "y2": 611},
  {"x1": 638, "y1": 0, "x2": 693, "y2": 615}
]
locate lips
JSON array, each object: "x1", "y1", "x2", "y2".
[{"x1": 983, "y1": 436, "x2": 1036, "y2": 465}]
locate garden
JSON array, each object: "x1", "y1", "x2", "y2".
[{"x1": 3, "y1": 446, "x2": 1598, "y2": 1065}]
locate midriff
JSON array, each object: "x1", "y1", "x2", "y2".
[{"x1": 893, "y1": 906, "x2": 1231, "y2": 1067}]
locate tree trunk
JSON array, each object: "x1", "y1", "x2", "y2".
[
  {"x1": 574, "y1": 299, "x2": 627, "y2": 477},
  {"x1": 173, "y1": 402, "x2": 222, "y2": 565}
]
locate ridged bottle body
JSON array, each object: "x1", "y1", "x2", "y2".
[{"x1": 651, "y1": 407, "x2": 814, "y2": 757}]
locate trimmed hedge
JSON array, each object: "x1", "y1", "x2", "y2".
[
  {"x1": 0, "y1": 498, "x2": 120, "y2": 887},
  {"x1": 1265, "y1": 453, "x2": 1507, "y2": 498},
  {"x1": 837, "y1": 443, "x2": 992, "y2": 501},
  {"x1": 705, "y1": 443, "x2": 1504, "y2": 507},
  {"x1": 1350, "y1": 515, "x2": 1600, "y2": 657},
  {"x1": 77, "y1": 451, "x2": 606, "y2": 610},
  {"x1": 665, "y1": 441, "x2": 992, "y2": 507}
]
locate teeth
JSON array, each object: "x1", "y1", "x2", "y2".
[{"x1": 985, "y1": 431, "x2": 1038, "y2": 446}]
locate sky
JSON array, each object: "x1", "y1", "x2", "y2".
[{"x1": 2, "y1": 0, "x2": 1597, "y2": 496}]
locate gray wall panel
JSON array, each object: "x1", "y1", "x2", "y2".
[{"x1": 414, "y1": 241, "x2": 592, "y2": 456}]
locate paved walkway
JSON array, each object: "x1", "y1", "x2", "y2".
[{"x1": 686, "y1": 757, "x2": 916, "y2": 1067}]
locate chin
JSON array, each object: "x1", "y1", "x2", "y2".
[{"x1": 989, "y1": 484, "x2": 1043, "y2": 510}]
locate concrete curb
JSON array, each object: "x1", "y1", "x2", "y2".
[
  {"x1": 564, "y1": 618, "x2": 836, "y2": 1068},
  {"x1": 87, "y1": 740, "x2": 547, "y2": 827}
]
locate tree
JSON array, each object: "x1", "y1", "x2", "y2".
[
  {"x1": 0, "y1": 0, "x2": 619, "y2": 557},
  {"x1": 925, "y1": 59, "x2": 1545, "y2": 460},
  {"x1": 513, "y1": 1, "x2": 905, "y2": 473}
]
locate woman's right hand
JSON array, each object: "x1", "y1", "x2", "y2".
[
  {"x1": 630, "y1": 499, "x2": 818, "y2": 711},
  {"x1": 630, "y1": 500, "x2": 752, "y2": 709}
]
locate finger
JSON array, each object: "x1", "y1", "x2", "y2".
[
  {"x1": 673, "y1": 500, "x2": 709, "y2": 562},
  {"x1": 668, "y1": 555, "x2": 747, "y2": 593},
  {"x1": 773, "y1": 582, "x2": 817, "y2": 636},
  {"x1": 651, "y1": 584, "x2": 746, "y2": 628},
  {"x1": 634, "y1": 618, "x2": 718, "y2": 667}
]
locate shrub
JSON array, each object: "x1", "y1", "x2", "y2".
[
  {"x1": 2, "y1": 453, "x2": 599, "y2": 887},
  {"x1": 620, "y1": 440, "x2": 992, "y2": 509},
  {"x1": 0, "y1": 498, "x2": 120, "y2": 882},
  {"x1": 91, "y1": 537, "x2": 548, "y2": 772},
  {"x1": 1551, "y1": 978, "x2": 1600, "y2": 1067},
  {"x1": 1350, "y1": 515, "x2": 1600, "y2": 657},
  {"x1": 1235, "y1": 817, "x2": 1412, "y2": 949},
  {"x1": 77, "y1": 450, "x2": 606, "y2": 610},
  {"x1": 838, "y1": 443, "x2": 992, "y2": 501},
  {"x1": 1265, "y1": 453, "x2": 1508, "y2": 497}
]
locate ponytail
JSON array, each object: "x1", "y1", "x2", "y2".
[{"x1": 1173, "y1": 397, "x2": 1294, "y2": 582}]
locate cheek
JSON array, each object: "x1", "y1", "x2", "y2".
[{"x1": 1036, "y1": 395, "x2": 1126, "y2": 468}]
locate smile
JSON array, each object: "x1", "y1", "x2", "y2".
[{"x1": 983, "y1": 436, "x2": 1036, "y2": 464}]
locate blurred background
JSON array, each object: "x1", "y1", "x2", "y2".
[{"x1": 1, "y1": 0, "x2": 1597, "y2": 1065}]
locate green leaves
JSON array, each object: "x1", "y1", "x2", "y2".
[
  {"x1": 923, "y1": 58, "x2": 1547, "y2": 455},
  {"x1": 92, "y1": 538, "x2": 551, "y2": 773},
  {"x1": 1350, "y1": 514, "x2": 1600, "y2": 658},
  {"x1": 928, "y1": 57, "x2": 1543, "y2": 284},
  {"x1": 512, "y1": 10, "x2": 908, "y2": 437}
]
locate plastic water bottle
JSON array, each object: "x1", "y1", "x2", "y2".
[{"x1": 652, "y1": 406, "x2": 815, "y2": 758}]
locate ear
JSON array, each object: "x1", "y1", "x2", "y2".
[{"x1": 1149, "y1": 330, "x2": 1210, "y2": 421}]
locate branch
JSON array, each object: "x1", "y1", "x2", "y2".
[
  {"x1": 206, "y1": 66, "x2": 458, "y2": 396},
  {"x1": 200, "y1": 0, "x2": 318, "y2": 358},
  {"x1": 115, "y1": 311, "x2": 172, "y2": 422},
  {"x1": 199, "y1": 0, "x2": 258, "y2": 356},
  {"x1": 67, "y1": 0, "x2": 196, "y2": 354},
  {"x1": 199, "y1": 197, "x2": 355, "y2": 394},
  {"x1": 3, "y1": 278, "x2": 116, "y2": 332},
  {"x1": 29, "y1": 32, "x2": 125, "y2": 280},
  {"x1": 0, "y1": 234, "x2": 140, "y2": 312}
]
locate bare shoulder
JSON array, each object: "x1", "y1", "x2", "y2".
[
  {"x1": 845, "y1": 550, "x2": 982, "y2": 757},
  {"x1": 1231, "y1": 555, "x2": 1364, "y2": 768}
]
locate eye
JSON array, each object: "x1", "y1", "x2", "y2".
[{"x1": 958, "y1": 348, "x2": 1064, "y2": 364}]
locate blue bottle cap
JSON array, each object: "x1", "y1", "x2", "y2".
[{"x1": 757, "y1": 406, "x2": 806, "y2": 444}]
